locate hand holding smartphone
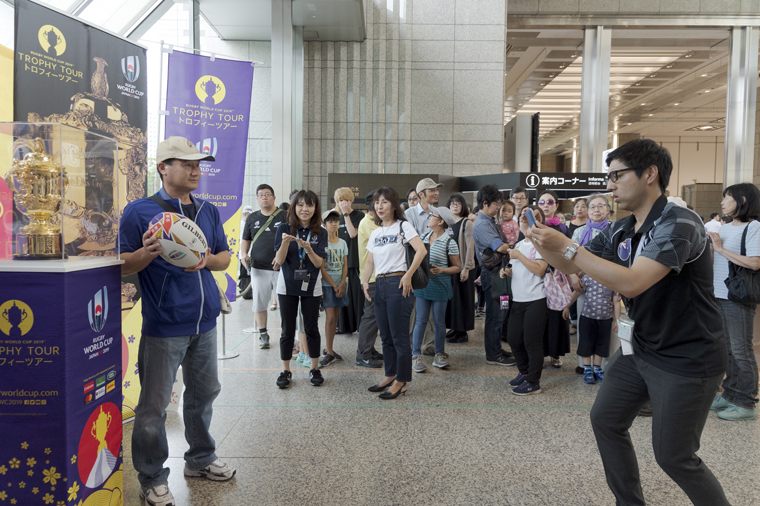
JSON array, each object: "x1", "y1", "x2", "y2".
[{"x1": 524, "y1": 208, "x2": 537, "y2": 228}]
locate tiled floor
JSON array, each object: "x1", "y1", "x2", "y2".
[{"x1": 123, "y1": 303, "x2": 760, "y2": 506}]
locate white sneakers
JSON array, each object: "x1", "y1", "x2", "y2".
[
  {"x1": 183, "y1": 458, "x2": 237, "y2": 481},
  {"x1": 140, "y1": 484, "x2": 175, "y2": 506}
]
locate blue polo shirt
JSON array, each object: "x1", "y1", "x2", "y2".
[{"x1": 274, "y1": 222, "x2": 328, "y2": 296}]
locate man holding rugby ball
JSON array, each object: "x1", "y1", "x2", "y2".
[{"x1": 120, "y1": 136, "x2": 235, "y2": 506}]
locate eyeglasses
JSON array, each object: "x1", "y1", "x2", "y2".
[
  {"x1": 538, "y1": 199, "x2": 556, "y2": 206},
  {"x1": 257, "y1": 193, "x2": 274, "y2": 198},
  {"x1": 588, "y1": 204, "x2": 608, "y2": 210},
  {"x1": 511, "y1": 196, "x2": 527, "y2": 201},
  {"x1": 605, "y1": 167, "x2": 636, "y2": 183},
  {"x1": 408, "y1": 196, "x2": 419, "y2": 202}
]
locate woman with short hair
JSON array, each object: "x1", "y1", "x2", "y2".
[{"x1": 709, "y1": 183, "x2": 760, "y2": 421}]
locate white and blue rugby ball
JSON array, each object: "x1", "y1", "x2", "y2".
[{"x1": 147, "y1": 212, "x2": 208, "y2": 268}]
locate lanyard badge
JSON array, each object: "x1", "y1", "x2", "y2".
[{"x1": 295, "y1": 230, "x2": 312, "y2": 289}]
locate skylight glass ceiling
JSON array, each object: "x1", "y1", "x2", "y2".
[{"x1": 36, "y1": 0, "x2": 159, "y2": 35}]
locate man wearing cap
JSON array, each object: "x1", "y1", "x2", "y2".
[
  {"x1": 405, "y1": 178, "x2": 441, "y2": 356},
  {"x1": 355, "y1": 189, "x2": 384, "y2": 368},
  {"x1": 237, "y1": 205, "x2": 254, "y2": 299},
  {"x1": 120, "y1": 136, "x2": 235, "y2": 506},
  {"x1": 240, "y1": 184, "x2": 284, "y2": 349}
]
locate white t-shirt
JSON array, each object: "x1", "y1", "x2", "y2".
[
  {"x1": 704, "y1": 219, "x2": 722, "y2": 234},
  {"x1": 712, "y1": 220, "x2": 760, "y2": 300},
  {"x1": 511, "y1": 239, "x2": 546, "y2": 302},
  {"x1": 367, "y1": 220, "x2": 419, "y2": 276}
]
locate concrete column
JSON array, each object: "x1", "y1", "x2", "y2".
[
  {"x1": 272, "y1": 0, "x2": 294, "y2": 200},
  {"x1": 724, "y1": 26, "x2": 759, "y2": 187},
  {"x1": 579, "y1": 26, "x2": 611, "y2": 173}
]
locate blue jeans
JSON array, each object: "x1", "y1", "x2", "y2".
[
  {"x1": 132, "y1": 328, "x2": 221, "y2": 488},
  {"x1": 719, "y1": 299, "x2": 759, "y2": 409},
  {"x1": 374, "y1": 276, "x2": 415, "y2": 383},
  {"x1": 412, "y1": 297, "x2": 447, "y2": 355},
  {"x1": 481, "y1": 269, "x2": 506, "y2": 359}
]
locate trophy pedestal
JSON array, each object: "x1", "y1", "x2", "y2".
[{"x1": 13, "y1": 233, "x2": 67, "y2": 260}]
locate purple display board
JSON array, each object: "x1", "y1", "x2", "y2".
[
  {"x1": 0, "y1": 265, "x2": 122, "y2": 506},
  {"x1": 164, "y1": 51, "x2": 253, "y2": 301}
]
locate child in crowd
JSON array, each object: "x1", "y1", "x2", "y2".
[
  {"x1": 319, "y1": 210, "x2": 349, "y2": 367},
  {"x1": 502, "y1": 206, "x2": 548, "y2": 396},
  {"x1": 563, "y1": 279, "x2": 621, "y2": 384},
  {"x1": 499, "y1": 200, "x2": 519, "y2": 247}
]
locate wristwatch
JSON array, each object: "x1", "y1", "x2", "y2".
[
  {"x1": 342, "y1": 213, "x2": 350, "y2": 217},
  {"x1": 562, "y1": 242, "x2": 580, "y2": 261}
]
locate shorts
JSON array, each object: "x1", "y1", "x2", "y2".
[
  {"x1": 322, "y1": 285, "x2": 349, "y2": 308},
  {"x1": 577, "y1": 315, "x2": 612, "y2": 358},
  {"x1": 250, "y1": 268, "x2": 280, "y2": 312}
]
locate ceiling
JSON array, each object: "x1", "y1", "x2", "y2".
[
  {"x1": 199, "y1": 0, "x2": 366, "y2": 41},
  {"x1": 504, "y1": 28, "x2": 740, "y2": 155}
]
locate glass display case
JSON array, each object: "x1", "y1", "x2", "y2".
[{"x1": 0, "y1": 122, "x2": 120, "y2": 263}]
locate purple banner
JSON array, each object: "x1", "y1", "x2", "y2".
[
  {"x1": 165, "y1": 51, "x2": 253, "y2": 225},
  {"x1": 0, "y1": 266, "x2": 123, "y2": 506}
]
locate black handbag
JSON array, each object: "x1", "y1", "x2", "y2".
[
  {"x1": 399, "y1": 223, "x2": 430, "y2": 290},
  {"x1": 481, "y1": 219, "x2": 510, "y2": 271},
  {"x1": 725, "y1": 223, "x2": 760, "y2": 305}
]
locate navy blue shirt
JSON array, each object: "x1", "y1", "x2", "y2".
[{"x1": 274, "y1": 223, "x2": 328, "y2": 296}]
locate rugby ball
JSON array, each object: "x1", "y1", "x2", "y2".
[{"x1": 147, "y1": 212, "x2": 208, "y2": 268}]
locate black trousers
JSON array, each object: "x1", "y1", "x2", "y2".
[
  {"x1": 278, "y1": 294, "x2": 321, "y2": 361},
  {"x1": 507, "y1": 298, "x2": 548, "y2": 385},
  {"x1": 338, "y1": 267, "x2": 364, "y2": 334}
]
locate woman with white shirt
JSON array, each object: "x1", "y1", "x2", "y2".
[
  {"x1": 709, "y1": 183, "x2": 760, "y2": 421},
  {"x1": 503, "y1": 206, "x2": 549, "y2": 396},
  {"x1": 362, "y1": 187, "x2": 427, "y2": 399}
]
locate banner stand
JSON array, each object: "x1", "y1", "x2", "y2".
[{"x1": 217, "y1": 314, "x2": 239, "y2": 360}]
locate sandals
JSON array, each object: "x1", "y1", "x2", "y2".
[{"x1": 270, "y1": 303, "x2": 277, "y2": 311}]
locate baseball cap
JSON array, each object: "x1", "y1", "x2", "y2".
[
  {"x1": 416, "y1": 178, "x2": 443, "y2": 195},
  {"x1": 156, "y1": 136, "x2": 215, "y2": 163},
  {"x1": 432, "y1": 207, "x2": 456, "y2": 226},
  {"x1": 365, "y1": 190, "x2": 376, "y2": 207},
  {"x1": 322, "y1": 209, "x2": 341, "y2": 221},
  {"x1": 242, "y1": 206, "x2": 254, "y2": 213}
]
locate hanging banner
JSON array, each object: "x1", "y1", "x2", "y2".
[
  {"x1": 12, "y1": 0, "x2": 148, "y2": 424},
  {"x1": 164, "y1": 50, "x2": 253, "y2": 302}
]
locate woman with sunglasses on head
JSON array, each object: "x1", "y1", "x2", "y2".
[
  {"x1": 445, "y1": 194, "x2": 476, "y2": 343},
  {"x1": 362, "y1": 187, "x2": 427, "y2": 399},
  {"x1": 537, "y1": 190, "x2": 571, "y2": 368}
]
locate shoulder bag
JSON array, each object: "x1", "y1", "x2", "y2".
[
  {"x1": 544, "y1": 266, "x2": 573, "y2": 311},
  {"x1": 399, "y1": 223, "x2": 430, "y2": 290},
  {"x1": 725, "y1": 223, "x2": 760, "y2": 305},
  {"x1": 481, "y1": 219, "x2": 510, "y2": 271}
]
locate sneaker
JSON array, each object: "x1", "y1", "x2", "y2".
[
  {"x1": 371, "y1": 349, "x2": 384, "y2": 360},
  {"x1": 593, "y1": 366, "x2": 604, "y2": 383},
  {"x1": 509, "y1": 373, "x2": 526, "y2": 386},
  {"x1": 717, "y1": 404, "x2": 756, "y2": 421},
  {"x1": 432, "y1": 353, "x2": 450, "y2": 369},
  {"x1": 140, "y1": 484, "x2": 175, "y2": 506},
  {"x1": 310, "y1": 368, "x2": 324, "y2": 386},
  {"x1": 486, "y1": 354, "x2": 516, "y2": 367},
  {"x1": 356, "y1": 357, "x2": 383, "y2": 368},
  {"x1": 412, "y1": 355, "x2": 427, "y2": 373},
  {"x1": 356, "y1": 357, "x2": 383, "y2": 369},
  {"x1": 324, "y1": 349, "x2": 343, "y2": 362},
  {"x1": 296, "y1": 352, "x2": 305, "y2": 364},
  {"x1": 319, "y1": 353, "x2": 336, "y2": 368},
  {"x1": 512, "y1": 381, "x2": 541, "y2": 396},
  {"x1": 302, "y1": 355, "x2": 313, "y2": 368},
  {"x1": 710, "y1": 395, "x2": 731, "y2": 411},
  {"x1": 583, "y1": 367, "x2": 595, "y2": 384},
  {"x1": 446, "y1": 332, "x2": 469, "y2": 343},
  {"x1": 184, "y1": 459, "x2": 236, "y2": 481},
  {"x1": 259, "y1": 332, "x2": 270, "y2": 349},
  {"x1": 638, "y1": 402, "x2": 653, "y2": 417},
  {"x1": 276, "y1": 370, "x2": 292, "y2": 389}
]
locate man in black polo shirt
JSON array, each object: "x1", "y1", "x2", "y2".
[{"x1": 528, "y1": 139, "x2": 728, "y2": 506}]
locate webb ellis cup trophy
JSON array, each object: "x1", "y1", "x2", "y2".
[{"x1": 4, "y1": 138, "x2": 69, "y2": 259}]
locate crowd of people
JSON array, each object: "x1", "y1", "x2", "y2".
[{"x1": 120, "y1": 135, "x2": 757, "y2": 506}]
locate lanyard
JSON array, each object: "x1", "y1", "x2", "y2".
[{"x1": 298, "y1": 230, "x2": 312, "y2": 266}]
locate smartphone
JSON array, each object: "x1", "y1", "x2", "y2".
[{"x1": 525, "y1": 208, "x2": 537, "y2": 228}]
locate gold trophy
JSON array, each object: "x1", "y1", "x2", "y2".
[{"x1": 4, "y1": 138, "x2": 69, "y2": 259}]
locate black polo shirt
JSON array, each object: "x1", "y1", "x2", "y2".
[
  {"x1": 242, "y1": 209, "x2": 284, "y2": 270},
  {"x1": 584, "y1": 195, "x2": 726, "y2": 378},
  {"x1": 338, "y1": 209, "x2": 364, "y2": 269},
  {"x1": 273, "y1": 222, "x2": 328, "y2": 296}
]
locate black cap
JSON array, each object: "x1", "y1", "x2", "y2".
[{"x1": 365, "y1": 190, "x2": 377, "y2": 207}]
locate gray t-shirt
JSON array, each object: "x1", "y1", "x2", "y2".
[
  {"x1": 712, "y1": 220, "x2": 760, "y2": 300},
  {"x1": 322, "y1": 238, "x2": 349, "y2": 286}
]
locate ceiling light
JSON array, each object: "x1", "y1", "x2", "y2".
[
  {"x1": 549, "y1": 74, "x2": 555, "y2": 78},
  {"x1": 627, "y1": 123, "x2": 632, "y2": 125},
  {"x1": 540, "y1": 83, "x2": 545, "y2": 86},
  {"x1": 635, "y1": 82, "x2": 641, "y2": 86},
  {"x1": 622, "y1": 90, "x2": 628, "y2": 93},
  {"x1": 705, "y1": 89, "x2": 710, "y2": 93},
  {"x1": 649, "y1": 114, "x2": 654, "y2": 116},
  {"x1": 666, "y1": 64, "x2": 673, "y2": 68},
  {"x1": 641, "y1": 103, "x2": 646, "y2": 106},
  {"x1": 701, "y1": 74, "x2": 707, "y2": 77},
  {"x1": 559, "y1": 65, "x2": 565, "y2": 69},
  {"x1": 685, "y1": 54, "x2": 692, "y2": 58},
  {"x1": 674, "y1": 102, "x2": 680, "y2": 105},
  {"x1": 649, "y1": 74, "x2": 657, "y2": 78}
]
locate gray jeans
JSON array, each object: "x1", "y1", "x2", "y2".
[
  {"x1": 356, "y1": 283, "x2": 378, "y2": 360},
  {"x1": 719, "y1": 299, "x2": 759, "y2": 409},
  {"x1": 590, "y1": 350, "x2": 729, "y2": 506}
]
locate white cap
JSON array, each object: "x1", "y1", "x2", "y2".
[{"x1": 156, "y1": 136, "x2": 215, "y2": 163}]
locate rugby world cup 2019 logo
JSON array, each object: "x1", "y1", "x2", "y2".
[
  {"x1": 195, "y1": 75, "x2": 226, "y2": 105},
  {"x1": 121, "y1": 55, "x2": 140, "y2": 82},
  {"x1": 196, "y1": 138, "x2": 218, "y2": 158},
  {"x1": 38, "y1": 25, "x2": 66, "y2": 57},
  {"x1": 88, "y1": 286, "x2": 109, "y2": 333}
]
